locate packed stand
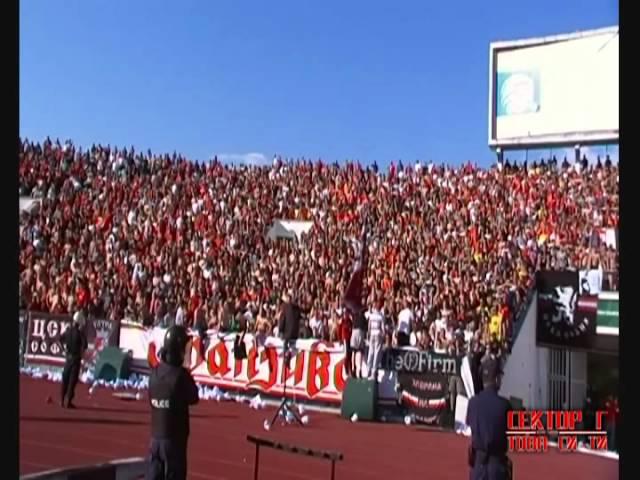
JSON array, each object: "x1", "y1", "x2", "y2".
[{"x1": 18, "y1": 138, "x2": 619, "y2": 357}]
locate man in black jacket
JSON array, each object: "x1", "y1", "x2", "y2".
[
  {"x1": 278, "y1": 293, "x2": 301, "y2": 342},
  {"x1": 466, "y1": 358, "x2": 512, "y2": 480},
  {"x1": 60, "y1": 311, "x2": 88, "y2": 408},
  {"x1": 470, "y1": 341, "x2": 485, "y2": 395},
  {"x1": 146, "y1": 325, "x2": 199, "y2": 480},
  {"x1": 278, "y1": 293, "x2": 303, "y2": 373}
]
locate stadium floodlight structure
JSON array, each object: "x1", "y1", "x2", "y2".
[{"x1": 488, "y1": 26, "x2": 618, "y2": 157}]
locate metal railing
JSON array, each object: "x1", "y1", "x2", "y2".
[
  {"x1": 508, "y1": 286, "x2": 536, "y2": 348},
  {"x1": 247, "y1": 435, "x2": 343, "y2": 480}
]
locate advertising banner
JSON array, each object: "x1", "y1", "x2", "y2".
[
  {"x1": 19, "y1": 310, "x2": 28, "y2": 365},
  {"x1": 489, "y1": 27, "x2": 619, "y2": 148}
]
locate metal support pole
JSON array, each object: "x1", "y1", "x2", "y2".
[
  {"x1": 253, "y1": 443, "x2": 260, "y2": 480},
  {"x1": 568, "y1": 350, "x2": 572, "y2": 410},
  {"x1": 331, "y1": 460, "x2": 336, "y2": 480}
]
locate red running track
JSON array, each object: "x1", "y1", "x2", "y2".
[{"x1": 20, "y1": 376, "x2": 618, "y2": 480}]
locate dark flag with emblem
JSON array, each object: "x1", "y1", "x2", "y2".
[
  {"x1": 536, "y1": 270, "x2": 597, "y2": 349},
  {"x1": 343, "y1": 221, "x2": 369, "y2": 315},
  {"x1": 85, "y1": 317, "x2": 120, "y2": 367}
]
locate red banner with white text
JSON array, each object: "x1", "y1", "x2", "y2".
[{"x1": 119, "y1": 322, "x2": 347, "y2": 404}]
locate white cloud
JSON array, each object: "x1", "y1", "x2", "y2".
[{"x1": 216, "y1": 152, "x2": 269, "y2": 166}]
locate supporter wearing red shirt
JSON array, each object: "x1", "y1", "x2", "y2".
[
  {"x1": 499, "y1": 302, "x2": 511, "y2": 344},
  {"x1": 188, "y1": 290, "x2": 202, "y2": 325},
  {"x1": 76, "y1": 282, "x2": 90, "y2": 310},
  {"x1": 604, "y1": 395, "x2": 619, "y2": 452},
  {"x1": 339, "y1": 311, "x2": 353, "y2": 376}
]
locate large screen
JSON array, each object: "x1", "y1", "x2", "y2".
[{"x1": 488, "y1": 27, "x2": 618, "y2": 148}]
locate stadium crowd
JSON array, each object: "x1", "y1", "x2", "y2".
[{"x1": 19, "y1": 138, "x2": 618, "y2": 356}]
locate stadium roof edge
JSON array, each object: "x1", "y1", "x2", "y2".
[{"x1": 489, "y1": 25, "x2": 618, "y2": 51}]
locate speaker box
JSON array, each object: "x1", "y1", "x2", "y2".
[
  {"x1": 341, "y1": 377, "x2": 377, "y2": 421},
  {"x1": 94, "y1": 347, "x2": 131, "y2": 381}
]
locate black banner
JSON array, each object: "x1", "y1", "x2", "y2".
[
  {"x1": 381, "y1": 348, "x2": 462, "y2": 376},
  {"x1": 25, "y1": 312, "x2": 119, "y2": 365},
  {"x1": 26, "y1": 313, "x2": 71, "y2": 359},
  {"x1": 536, "y1": 271, "x2": 597, "y2": 349},
  {"x1": 19, "y1": 310, "x2": 28, "y2": 364},
  {"x1": 398, "y1": 372, "x2": 449, "y2": 426}
]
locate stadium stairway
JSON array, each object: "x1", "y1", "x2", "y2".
[{"x1": 508, "y1": 287, "x2": 536, "y2": 352}]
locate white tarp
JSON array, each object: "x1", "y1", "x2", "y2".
[
  {"x1": 580, "y1": 268, "x2": 603, "y2": 295},
  {"x1": 602, "y1": 227, "x2": 617, "y2": 250},
  {"x1": 19, "y1": 197, "x2": 40, "y2": 213},
  {"x1": 266, "y1": 219, "x2": 313, "y2": 242}
]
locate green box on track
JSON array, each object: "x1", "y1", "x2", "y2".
[
  {"x1": 340, "y1": 377, "x2": 377, "y2": 421},
  {"x1": 94, "y1": 347, "x2": 132, "y2": 381}
]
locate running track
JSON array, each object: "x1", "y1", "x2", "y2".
[{"x1": 20, "y1": 376, "x2": 618, "y2": 479}]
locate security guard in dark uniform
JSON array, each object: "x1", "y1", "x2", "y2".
[
  {"x1": 146, "y1": 325, "x2": 199, "y2": 480},
  {"x1": 60, "y1": 311, "x2": 88, "y2": 408},
  {"x1": 466, "y1": 357, "x2": 512, "y2": 480}
]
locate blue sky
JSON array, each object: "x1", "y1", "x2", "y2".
[{"x1": 20, "y1": 0, "x2": 618, "y2": 167}]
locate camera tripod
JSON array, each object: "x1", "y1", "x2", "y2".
[{"x1": 264, "y1": 343, "x2": 305, "y2": 430}]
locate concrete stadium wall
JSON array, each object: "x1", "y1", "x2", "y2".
[
  {"x1": 500, "y1": 292, "x2": 550, "y2": 408},
  {"x1": 20, "y1": 457, "x2": 145, "y2": 480}
]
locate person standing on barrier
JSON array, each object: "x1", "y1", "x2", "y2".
[
  {"x1": 146, "y1": 325, "x2": 199, "y2": 480},
  {"x1": 466, "y1": 357, "x2": 512, "y2": 480},
  {"x1": 60, "y1": 310, "x2": 88, "y2": 409},
  {"x1": 365, "y1": 298, "x2": 385, "y2": 381},
  {"x1": 396, "y1": 297, "x2": 414, "y2": 347},
  {"x1": 604, "y1": 394, "x2": 619, "y2": 452},
  {"x1": 339, "y1": 310, "x2": 353, "y2": 376},
  {"x1": 350, "y1": 308, "x2": 367, "y2": 378},
  {"x1": 470, "y1": 341, "x2": 485, "y2": 395},
  {"x1": 278, "y1": 292, "x2": 302, "y2": 369}
]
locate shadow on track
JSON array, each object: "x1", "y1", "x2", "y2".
[
  {"x1": 26, "y1": 404, "x2": 239, "y2": 421},
  {"x1": 80, "y1": 405, "x2": 147, "y2": 414},
  {"x1": 21, "y1": 416, "x2": 148, "y2": 426}
]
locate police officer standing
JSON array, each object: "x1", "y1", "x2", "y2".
[
  {"x1": 146, "y1": 325, "x2": 199, "y2": 480},
  {"x1": 466, "y1": 357, "x2": 512, "y2": 480},
  {"x1": 60, "y1": 311, "x2": 88, "y2": 408}
]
